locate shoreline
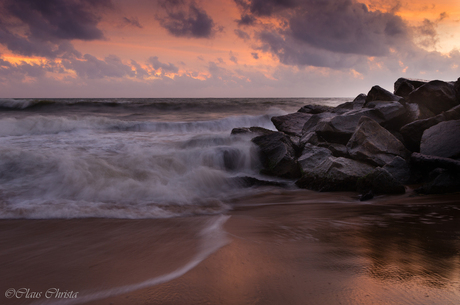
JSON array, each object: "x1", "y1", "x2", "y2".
[{"x1": 2, "y1": 191, "x2": 460, "y2": 305}]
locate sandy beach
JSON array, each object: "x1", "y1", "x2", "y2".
[{"x1": 2, "y1": 190, "x2": 460, "y2": 305}]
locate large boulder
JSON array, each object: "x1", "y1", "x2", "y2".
[
  {"x1": 357, "y1": 167, "x2": 405, "y2": 195},
  {"x1": 317, "y1": 142, "x2": 349, "y2": 157},
  {"x1": 231, "y1": 126, "x2": 275, "y2": 136},
  {"x1": 332, "y1": 94, "x2": 366, "y2": 113},
  {"x1": 394, "y1": 78, "x2": 428, "y2": 98},
  {"x1": 296, "y1": 156, "x2": 375, "y2": 192},
  {"x1": 406, "y1": 80, "x2": 458, "y2": 115},
  {"x1": 365, "y1": 85, "x2": 402, "y2": 105},
  {"x1": 404, "y1": 102, "x2": 436, "y2": 124},
  {"x1": 298, "y1": 144, "x2": 332, "y2": 174},
  {"x1": 420, "y1": 120, "x2": 460, "y2": 159},
  {"x1": 382, "y1": 156, "x2": 411, "y2": 184},
  {"x1": 415, "y1": 169, "x2": 460, "y2": 195},
  {"x1": 411, "y1": 152, "x2": 460, "y2": 173},
  {"x1": 271, "y1": 112, "x2": 313, "y2": 137},
  {"x1": 298, "y1": 104, "x2": 334, "y2": 114},
  {"x1": 400, "y1": 104, "x2": 460, "y2": 152},
  {"x1": 347, "y1": 117, "x2": 410, "y2": 166},
  {"x1": 365, "y1": 100, "x2": 407, "y2": 129},
  {"x1": 252, "y1": 132, "x2": 301, "y2": 179},
  {"x1": 301, "y1": 112, "x2": 338, "y2": 135}
]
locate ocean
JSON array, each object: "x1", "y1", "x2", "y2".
[{"x1": 0, "y1": 97, "x2": 349, "y2": 219}]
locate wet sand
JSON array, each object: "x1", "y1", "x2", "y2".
[{"x1": 1, "y1": 190, "x2": 460, "y2": 304}]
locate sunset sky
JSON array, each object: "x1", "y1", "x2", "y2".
[{"x1": 0, "y1": 0, "x2": 459, "y2": 98}]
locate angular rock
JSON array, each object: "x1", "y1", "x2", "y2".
[
  {"x1": 296, "y1": 156, "x2": 375, "y2": 192},
  {"x1": 382, "y1": 156, "x2": 411, "y2": 184},
  {"x1": 365, "y1": 85, "x2": 402, "y2": 105},
  {"x1": 394, "y1": 78, "x2": 428, "y2": 98},
  {"x1": 252, "y1": 132, "x2": 300, "y2": 179},
  {"x1": 357, "y1": 167, "x2": 405, "y2": 195},
  {"x1": 231, "y1": 176, "x2": 288, "y2": 188},
  {"x1": 231, "y1": 126, "x2": 274, "y2": 136},
  {"x1": 365, "y1": 100, "x2": 407, "y2": 129},
  {"x1": 318, "y1": 142, "x2": 349, "y2": 157},
  {"x1": 271, "y1": 112, "x2": 313, "y2": 137},
  {"x1": 299, "y1": 132, "x2": 320, "y2": 147},
  {"x1": 298, "y1": 144, "x2": 332, "y2": 174},
  {"x1": 315, "y1": 108, "x2": 382, "y2": 144},
  {"x1": 420, "y1": 120, "x2": 460, "y2": 159},
  {"x1": 301, "y1": 112, "x2": 337, "y2": 135},
  {"x1": 407, "y1": 80, "x2": 458, "y2": 115},
  {"x1": 298, "y1": 104, "x2": 334, "y2": 114},
  {"x1": 400, "y1": 104, "x2": 460, "y2": 152},
  {"x1": 347, "y1": 117, "x2": 410, "y2": 166},
  {"x1": 410, "y1": 152, "x2": 460, "y2": 173},
  {"x1": 416, "y1": 170, "x2": 460, "y2": 195}
]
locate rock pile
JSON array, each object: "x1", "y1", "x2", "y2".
[{"x1": 233, "y1": 77, "x2": 460, "y2": 199}]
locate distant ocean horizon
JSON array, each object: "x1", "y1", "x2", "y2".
[{"x1": 0, "y1": 97, "x2": 350, "y2": 219}]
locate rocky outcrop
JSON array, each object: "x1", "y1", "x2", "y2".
[
  {"x1": 365, "y1": 100, "x2": 408, "y2": 130},
  {"x1": 295, "y1": 156, "x2": 375, "y2": 192},
  {"x1": 357, "y1": 167, "x2": 406, "y2": 195},
  {"x1": 347, "y1": 117, "x2": 410, "y2": 166},
  {"x1": 394, "y1": 78, "x2": 428, "y2": 98},
  {"x1": 400, "y1": 104, "x2": 460, "y2": 152},
  {"x1": 420, "y1": 120, "x2": 460, "y2": 159},
  {"x1": 271, "y1": 112, "x2": 313, "y2": 137},
  {"x1": 298, "y1": 104, "x2": 334, "y2": 114},
  {"x1": 406, "y1": 80, "x2": 458, "y2": 115},
  {"x1": 365, "y1": 85, "x2": 402, "y2": 104},
  {"x1": 252, "y1": 132, "x2": 301, "y2": 179}
]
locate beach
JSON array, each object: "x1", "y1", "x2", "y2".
[{"x1": 2, "y1": 190, "x2": 460, "y2": 305}]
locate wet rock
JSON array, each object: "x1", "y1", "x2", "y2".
[
  {"x1": 365, "y1": 85, "x2": 402, "y2": 105},
  {"x1": 357, "y1": 167, "x2": 405, "y2": 195},
  {"x1": 298, "y1": 104, "x2": 334, "y2": 114},
  {"x1": 382, "y1": 156, "x2": 411, "y2": 184},
  {"x1": 359, "y1": 191, "x2": 374, "y2": 201},
  {"x1": 296, "y1": 156, "x2": 375, "y2": 192},
  {"x1": 299, "y1": 132, "x2": 320, "y2": 147},
  {"x1": 271, "y1": 112, "x2": 313, "y2": 137},
  {"x1": 231, "y1": 176, "x2": 289, "y2": 188},
  {"x1": 301, "y1": 112, "x2": 338, "y2": 135},
  {"x1": 252, "y1": 132, "x2": 301, "y2": 179},
  {"x1": 347, "y1": 117, "x2": 410, "y2": 166},
  {"x1": 407, "y1": 80, "x2": 458, "y2": 115},
  {"x1": 366, "y1": 100, "x2": 408, "y2": 130},
  {"x1": 410, "y1": 152, "x2": 460, "y2": 173},
  {"x1": 415, "y1": 170, "x2": 460, "y2": 195},
  {"x1": 404, "y1": 102, "x2": 436, "y2": 124},
  {"x1": 231, "y1": 126, "x2": 275, "y2": 136},
  {"x1": 298, "y1": 144, "x2": 332, "y2": 174},
  {"x1": 420, "y1": 120, "x2": 460, "y2": 159},
  {"x1": 317, "y1": 142, "x2": 349, "y2": 157},
  {"x1": 400, "y1": 104, "x2": 460, "y2": 152}
]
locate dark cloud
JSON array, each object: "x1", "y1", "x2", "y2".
[
  {"x1": 123, "y1": 17, "x2": 143, "y2": 28},
  {"x1": 148, "y1": 56, "x2": 179, "y2": 73},
  {"x1": 156, "y1": 1, "x2": 217, "y2": 38},
  {"x1": 236, "y1": 14, "x2": 256, "y2": 26},
  {"x1": 251, "y1": 52, "x2": 259, "y2": 59},
  {"x1": 234, "y1": 0, "x2": 297, "y2": 17},
  {"x1": 62, "y1": 54, "x2": 134, "y2": 79},
  {"x1": 234, "y1": 29, "x2": 250, "y2": 40},
  {"x1": 229, "y1": 51, "x2": 238, "y2": 64},
  {"x1": 0, "y1": 0, "x2": 110, "y2": 58}
]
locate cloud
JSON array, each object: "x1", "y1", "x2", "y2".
[
  {"x1": 236, "y1": 14, "x2": 256, "y2": 26},
  {"x1": 156, "y1": 0, "x2": 217, "y2": 38},
  {"x1": 229, "y1": 51, "x2": 238, "y2": 64},
  {"x1": 62, "y1": 54, "x2": 134, "y2": 79},
  {"x1": 148, "y1": 56, "x2": 179, "y2": 73},
  {"x1": 251, "y1": 52, "x2": 259, "y2": 59},
  {"x1": 123, "y1": 17, "x2": 143, "y2": 28},
  {"x1": 234, "y1": 29, "x2": 250, "y2": 40},
  {"x1": 0, "y1": 0, "x2": 110, "y2": 58}
]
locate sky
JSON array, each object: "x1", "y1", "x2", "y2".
[{"x1": 0, "y1": 0, "x2": 459, "y2": 98}]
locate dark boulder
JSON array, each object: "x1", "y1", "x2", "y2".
[
  {"x1": 410, "y1": 152, "x2": 460, "y2": 173},
  {"x1": 298, "y1": 104, "x2": 334, "y2": 114},
  {"x1": 365, "y1": 85, "x2": 402, "y2": 105},
  {"x1": 382, "y1": 156, "x2": 411, "y2": 184},
  {"x1": 394, "y1": 78, "x2": 428, "y2": 98},
  {"x1": 296, "y1": 156, "x2": 375, "y2": 192},
  {"x1": 231, "y1": 176, "x2": 289, "y2": 188},
  {"x1": 301, "y1": 112, "x2": 338, "y2": 135},
  {"x1": 400, "y1": 104, "x2": 460, "y2": 152},
  {"x1": 357, "y1": 167, "x2": 405, "y2": 195},
  {"x1": 299, "y1": 132, "x2": 321, "y2": 147},
  {"x1": 365, "y1": 100, "x2": 408, "y2": 130},
  {"x1": 420, "y1": 120, "x2": 460, "y2": 159},
  {"x1": 252, "y1": 132, "x2": 301, "y2": 179},
  {"x1": 271, "y1": 112, "x2": 313, "y2": 137},
  {"x1": 347, "y1": 117, "x2": 410, "y2": 166},
  {"x1": 298, "y1": 144, "x2": 332, "y2": 174},
  {"x1": 317, "y1": 142, "x2": 349, "y2": 157},
  {"x1": 415, "y1": 169, "x2": 460, "y2": 195},
  {"x1": 406, "y1": 80, "x2": 458, "y2": 115},
  {"x1": 231, "y1": 126, "x2": 275, "y2": 136}
]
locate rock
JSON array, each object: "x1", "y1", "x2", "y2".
[
  {"x1": 298, "y1": 104, "x2": 334, "y2": 114},
  {"x1": 315, "y1": 108, "x2": 382, "y2": 144},
  {"x1": 359, "y1": 191, "x2": 374, "y2": 201},
  {"x1": 394, "y1": 78, "x2": 428, "y2": 98},
  {"x1": 295, "y1": 156, "x2": 375, "y2": 192},
  {"x1": 365, "y1": 85, "x2": 402, "y2": 105},
  {"x1": 410, "y1": 152, "x2": 460, "y2": 173},
  {"x1": 400, "y1": 104, "x2": 460, "y2": 152},
  {"x1": 252, "y1": 132, "x2": 301, "y2": 179},
  {"x1": 347, "y1": 117, "x2": 410, "y2": 166},
  {"x1": 271, "y1": 112, "x2": 313, "y2": 137},
  {"x1": 382, "y1": 156, "x2": 411, "y2": 184},
  {"x1": 317, "y1": 142, "x2": 349, "y2": 157},
  {"x1": 301, "y1": 112, "x2": 337, "y2": 135},
  {"x1": 357, "y1": 167, "x2": 405, "y2": 195},
  {"x1": 351, "y1": 93, "x2": 367, "y2": 109},
  {"x1": 420, "y1": 120, "x2": 460, "y2": 159},
  {"x1": 298, "y1": 144, "x2": 332, "y2": 174},
  {"x1": 231, "y1": 176, "x2": 288, "y2": 188},
  {"x1": 415, "y1": 170, "x2": 460, "y2": 194},
  {"x1": 299, "y1": 132, "x2": 320, "y2": 147},
  {"x1": 407, "y1": 80, "x2": 458, "y2": 115},
  {"x1": 404, "y1": 102, "x2": 436, "y2": 123},
  {"x1": 365, "y1": 100, "x2": 407, "y2": 130},
  {"x1": 231, "y1": 126, "x2": 274, "y2": 136}
]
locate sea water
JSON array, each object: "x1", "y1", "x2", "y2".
[{"x1": 0, "y1": 98, "x2": 348, "y2": 219}]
